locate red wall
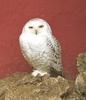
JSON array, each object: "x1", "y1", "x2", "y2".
[{"x1": 0, "y1": 0, "x2": 86, "y2": 80}]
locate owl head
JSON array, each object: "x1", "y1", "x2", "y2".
[{"x1": 22, "y1": 18, "x2": 52, "y2": 36}]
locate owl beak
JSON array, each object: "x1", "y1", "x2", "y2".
[{"x1": 35, "y1": 30, "x2": 38, "y2": 35}]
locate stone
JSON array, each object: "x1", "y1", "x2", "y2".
[
  {"x1": 75, "y1": 71, "x2": 86, "y2": 95},
  {"x1": 5, "y1": 75, "x2": 71, "y2": 100},
  {"x1": 0, "y1": 71, "x2": 86, "y2": 100},
  {"x1": 0, "y1": 72, "x2": 28, "y2": 100},
  {"x1": 76, "y1": 53, "x2": 86, "y2": 73}
]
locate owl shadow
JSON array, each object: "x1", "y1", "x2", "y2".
[{"x1": 50, "y1": 67, "x2": 63, "y2": 77}]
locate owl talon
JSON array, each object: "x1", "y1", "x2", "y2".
[{"x1": 32, "y1": 70, "x2": 48, "y2": 77}]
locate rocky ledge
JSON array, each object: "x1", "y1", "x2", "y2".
[{"x1": 0, "y1": 53, "x2": 86, "y2": 100}]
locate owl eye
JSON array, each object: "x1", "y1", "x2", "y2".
[
  {"x1": 28, "y1": 26, "x2": 33, "y2": 29},
  {"x1": 39, "y1": 25, "x2": 44, "y2": 28}
]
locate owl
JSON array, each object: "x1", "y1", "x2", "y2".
[{"x1": 19, "y1": 18, "x2": 63, "y2": 77}]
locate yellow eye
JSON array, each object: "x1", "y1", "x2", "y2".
[
  {"x1": 28, "y1": 26, "x2": 33, "y2": 29},
  {"x1": 39, "y1": 25, "x2": 44, "y2": 28}
]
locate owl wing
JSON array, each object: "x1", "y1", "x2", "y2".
[
  {"x1": 47, "y1": 35, "x2": 63, "y2": 74},
  {"x1": 52, "y1": 36, "x2": 61, "y2": 56},
  {"x1": 47, "y1": 35, "x2": 61, "y2": 59}
]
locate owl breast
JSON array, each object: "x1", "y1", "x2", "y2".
[{"x1": 20, "y1": 35, "x2": 51, "y2": 70}]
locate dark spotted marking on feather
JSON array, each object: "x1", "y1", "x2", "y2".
[{"x1": 47, "y1": 38, "x2": 56, "y2": 53}]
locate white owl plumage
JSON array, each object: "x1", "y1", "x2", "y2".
[{"x1": 19, "y1": 18, "x2": 63, "y2": 77}]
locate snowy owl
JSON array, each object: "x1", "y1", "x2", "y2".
[{"x1": 19, "y1": 18, "x2": 63, "y2": 77}]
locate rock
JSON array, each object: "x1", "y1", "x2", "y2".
[
  {"x1": 5, "y1": 75, "x2": 71, "y2": 100},
  {"x1": 75, "y1": 71, "x2": 86, "y2": 95},
  {"x1": 63, "y1": 90, "x2": 85, "y2": 100},
  {"x1": 1, "y1": 53, "x2": 86, "y2": 100},
  {"x1": 76, "y1": 53, "x2": 86, "y2": 73},
  {"x1": 0, "y1": 72, "x2": 28, "y2": 100},
  {"x1": 0, "y1": 71, "x2": 86, "y2": 100}
]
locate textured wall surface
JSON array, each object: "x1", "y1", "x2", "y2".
[{"x1": 0, "y1": 0, "x2": 86, "y2": 79}]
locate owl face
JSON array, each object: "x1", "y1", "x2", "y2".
[{"x1": 22, "y1": 18, "x2": 52, "y2": 36}]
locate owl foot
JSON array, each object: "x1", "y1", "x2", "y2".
[{"x1": 32, "y1": 70, "x2": 48, "y2": 77}]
